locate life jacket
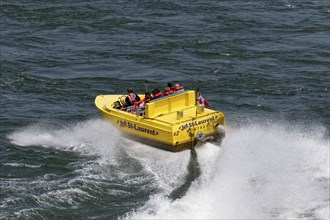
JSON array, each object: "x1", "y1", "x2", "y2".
[
  {"x1": 133, "y1": 96, "x2": 151, "y2": 108},
  {"x1": 128, "y1": 93, "x2": 136, "y2": 103},
  {"x1": 133, "y1": 100, "x2": 142, "y2": 106},
  {"x1": 174, "y1": 85, "x2": 184, "y2": 91},
  {"x1": 143, "y1": 97, "x2": 151, "y2": 103},
  {"x1": 139, "y1": 98, "x2": 151, "y2": 107},
  {"x1": 152, "y1": 91, "x2": 163, "y2": 99},
  {"x1": 125, "y1": 93, "x2": 138, "y2": 107},
  {"x1": 163, "y1": 90, "x2": 173, "y2": 96}
]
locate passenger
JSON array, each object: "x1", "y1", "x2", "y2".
[
  {"x1": 124, "y1": 87, "x2": 140, "y2": 107},
  {"x1": 173, "y1": 83, "x2": 184, "y2": 93},
  {"x1": 131, "y1": 92, "x2": 151, "y2": 106},
  {"x1": 163, "y1": 87, "x2": 173, "y2": 96},
  {"x1": 131, "y1": 92, "x2": 152, "y2": 114},
  {"x1": 152, "y1": 88, "x2": 163, "y2": 99},
  {"x1": 167, "y1": 82, "x2": 175, "y2": 92},
  {"x1": 139, "y1": 92, "x2": 152, "y2": 107}
]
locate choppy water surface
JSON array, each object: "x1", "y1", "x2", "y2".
[{"x1": 1, "y1": 0, "x2": 329, "y2": 219}]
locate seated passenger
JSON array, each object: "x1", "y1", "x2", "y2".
[
  {"x1": 173, "y1": 83, "x2": 184, "y2": 93},
  {"x1": 167, "y1": 82, "x2": 175, "y2": 93},
  {"x1": 125, "y1": 87, "x2": 140, "y2": 107},
  {"x1": 152, "y1": 89, "x2": 163, "y2": 99},
  {"x1": 138, "y1": 92, "x2": 152, "y2": 107},
  {"x1": 163, "y1": 87, "x2": 173, "y2": 96},
  {"x1": 131, "y1": 92, "x2": 152, "y2": 114}
]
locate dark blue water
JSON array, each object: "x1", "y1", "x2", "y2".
[{"x1": 1, "y1": 1, "x2": 329, "y2": 219}]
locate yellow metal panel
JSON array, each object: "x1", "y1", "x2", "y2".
[{"x1": 145, "y1": 91, "x2": 195, "y2": 118}]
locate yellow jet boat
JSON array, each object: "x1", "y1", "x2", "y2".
[{"x1": 95, "y1": 90, "x2": 226, "y2": 152}]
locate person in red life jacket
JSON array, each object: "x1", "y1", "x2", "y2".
[
  {"x1": 124, "y1": 87, "x2": 140, "y2": 107},
  {"x1": 131, "y1": 92, "x2": 152, "y2": 113},
  {"x1": 152, "y1": 88, "x2": 163, "y2": 99},
  {"x1": 163, "y1": 87, "x2": 173, "y2": 96},
  {"x1": 173, "y1": 83, "x2": 184, "y2": 93},
  {"x1": 133, "y1": 92, "x2": 152, "y2": 107},
  {"x1": 140, "y1": 92, "x2": 152, "y2": 107},
  {"x1": 167, "y1": 82, "x2": 175, "y2": 93}
]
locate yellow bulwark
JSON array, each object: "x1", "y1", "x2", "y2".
[
  {"x1": 95, "y1": 90, "x2": 225, "y2": 152},
  {"x1": 145, "y1": 91, "x2": 195, "y2": 118}
]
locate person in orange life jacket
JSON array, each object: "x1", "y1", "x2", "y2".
[
  {"x1": 173, "y1": 83, "x2": 184, "y2": 93},
  {"x1": 125, "y1": 87, "x2": 140, "y2": 107},
  {"x1": 163, "y1": 87, "x2": 173, "y2": 96},
  {"x1": 152, "y1": 88, "x2": 163, "y2": 99}
]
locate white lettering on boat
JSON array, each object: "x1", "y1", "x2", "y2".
[
  {"x1": 117, "y1": 120, "x2": 159, "y2": 136},
  {"x1": 179, "y1": 116, "x2": 217, "y2": 131}
]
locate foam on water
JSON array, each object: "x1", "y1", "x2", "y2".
[
  {"x1": 122, "y1": 140, "x2": 191, "y2": 194},
  {"x1": 126, "y1": 123, "x2": 330, "y2": 219},
  {"x1": 5, "y1": 119, "x2": 330, "y2": 219},
  {"x1": 4, "y1": 119, "x2": 192, "y2": 219},
  {"x1": 1, "y1": 162, "x2": 42, "y2": 168},
  {"x1": 8, "y1": 118, "x2": 120, "y2": 158}
]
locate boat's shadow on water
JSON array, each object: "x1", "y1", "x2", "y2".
[{"x1": 168, "y1": 149, "x2": 201, "y2": 201}]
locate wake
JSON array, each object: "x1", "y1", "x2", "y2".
[
  {"x1": 7, "y1": 118, "x2": 121, "y2": 158},
  {"x1": 7, "y1": 119, "x2": 330, "y2": 219},
  {"x1": 125, "y1": 123, "x2": 330, "y2": 219}
]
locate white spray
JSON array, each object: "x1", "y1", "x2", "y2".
[{"x1": 126, "y1": 123, "x2": 329, "y2": 219}]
